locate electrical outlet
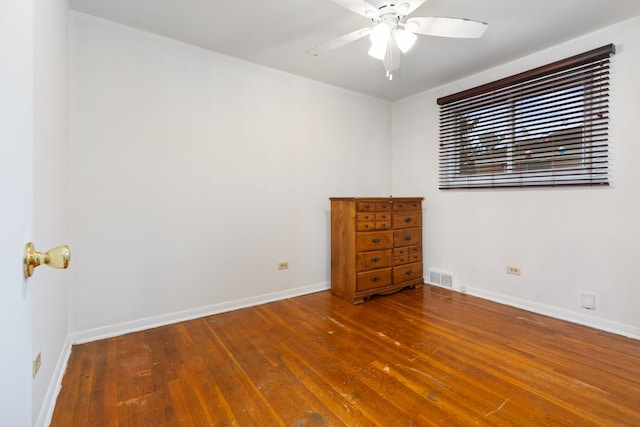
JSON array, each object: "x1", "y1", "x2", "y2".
[
  {"x1": 581, "y1": 292, "x2": 596, "y2": 310},
  {"x1": 33, "y1": 352, "x2": 42, "y2": 378},
  {"x1": 506, "y1": 266, "x2": 521, "y2": 275},
  {"x1": 277, "y1": 261, "x2": 289, "y2": 270}
]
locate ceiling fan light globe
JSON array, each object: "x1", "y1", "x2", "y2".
[
  {"x1": 369, "y1": 22, "x2": 391, "y2": 45},
  {"x1": 368, "y1": 41, "x2": 387, "y2": 60},
  {"x1": 393, "y1": 29, "x2": 417, "y2": 53}
]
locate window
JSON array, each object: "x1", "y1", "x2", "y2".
[{"x1": 438, "y1": 44, "x2": 614, "y2": 189}]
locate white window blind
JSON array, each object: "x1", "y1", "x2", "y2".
[{"x1": 438, "y1": 44, "x2": 614, "y2": 189}]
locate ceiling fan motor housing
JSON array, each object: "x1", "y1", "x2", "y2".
[{"x1": 367, "y1": 1, "x2": 411, "y2": 21}]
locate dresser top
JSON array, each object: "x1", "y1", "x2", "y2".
[{"x1": 330, "y1": 197, "x2": 424, "y2": 202}]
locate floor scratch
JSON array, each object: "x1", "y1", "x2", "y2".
[
  {"x1": 483, "y1": 398, "x2": 510, "y2": 418},
  {"x1": 326, "y1": 317, "x2": 346, "y2": 329}
]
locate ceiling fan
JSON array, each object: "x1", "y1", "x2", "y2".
[{"x1": 307, "y1": 0, "x2": 488, "y2": 80}]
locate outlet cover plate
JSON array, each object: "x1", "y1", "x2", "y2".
[
  {"x1": 506, "y1": 266, "x2": 521, "y2": 275},
  {"x1": 581, "y1": 292, "x2": 596, "y2": 310},
  {"x1": 33, "y1": 352, "x2": 42, "y2": 378}
]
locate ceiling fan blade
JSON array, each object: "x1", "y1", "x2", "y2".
[
  {"x1": 330, "y1": 0, "x2": 378, "y2": 18},
  {"x1": 406, "y1": 16, "x2": 488, "y2": 38},
  {"x1": 306, "y1": 27, "x2": 371, "y2": 56}
]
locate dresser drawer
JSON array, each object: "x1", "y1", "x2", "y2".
[
  {"x1": 357, "y1": 231, "x2": 393, "y2": 251},
  {"x1": 356, "y1": 250, "x2": 392, "y2": 271},
  {"x1": 356, "y1": 268, "x2": 392, "y2": 291},
  {"x1": 393, "y1": 254, "x2": 408, "y2": 265},
  {"x1": 393, "y1": 201, "x2": 421, "y2": 211},
  {"x1": 393, "y1": 228, "x2": 422, "y2": 247},
  {"x1": 357, "y1": 201, "x2": 392, "y2": 212},
  {"x1": 393, "y1": 244, "x2": 422, "y2": 265},
  {"x1": 357, "y1": 212, "x2": 391, "y2": 221},
  {"x1": 395, "y1": 244, "x2": 422, "y2": 256},
  {"x1": 393, "y1": 262, "x2": 423, "y2": 284},
  {"x1": 392, "y1": 211, "x2": 422, "y2": 229},
  {"x1": 409, "y1": 252, "x2": 422, "y2": 263},
  {"x1": 356, "y1": 213, "x2": 391, "y2": 231},
  {"x1": 393, "y1": 244, "x2": 421, "y2": 261}
]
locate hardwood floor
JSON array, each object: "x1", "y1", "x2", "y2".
[{"x1": 51, "y1": 286, "x2": 640, "y2": 426}]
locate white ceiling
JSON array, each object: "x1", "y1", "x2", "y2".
[{"x1": 67, "y1": 0, "x2": 640, "y2": 101}]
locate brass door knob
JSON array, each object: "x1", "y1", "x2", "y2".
[{"x1": 23, "y1": 242, "x2": 70, "y2": 278}]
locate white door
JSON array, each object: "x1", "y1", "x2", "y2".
[{"x1": 0, "y1": 1, "x2": 36, "y2": 425}]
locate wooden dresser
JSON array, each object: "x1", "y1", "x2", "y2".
[{"x1": 330, "y1": 197, "x2": 424, "y2": 304}]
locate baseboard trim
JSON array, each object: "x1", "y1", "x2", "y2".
[
  {"x1": 70, "y1": 281, "x2": 331, "y2": 345},
  {"x1": 35, "y1": 335, "x2": 73, "y2": 427},
  {"x1": 446, "y1": 284, "x2": 640, "y2": 341}
]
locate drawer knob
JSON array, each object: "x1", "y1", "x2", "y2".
[
  {"x1": 372, "y1": 238, "x2": 381, "y2": 243},
  {"x1": 371, "y1": 257, "x2": 380, "y2": 262},
  {"x1": 371, "y1": 276, "x2": 380, "y2": 282},
  {"x1": 404, "y1": 235, "x2": 412, "y2": 241},
  {"x1": 404, "y1": 217, "x2": 413, "y2": 223},
  {"x1": 405, "y1": 269, "x2": 413, "y2": 275}
]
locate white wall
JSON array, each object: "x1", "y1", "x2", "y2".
[
  {"x1": 69, "y1": 12, "x2": 392, "y2": 339},
  {"x1": 393, "y1": 16, "x2": 640, "y2": 338},
  {"x1": 32, "y1": 0, "x2": 70, "y2": 425}
]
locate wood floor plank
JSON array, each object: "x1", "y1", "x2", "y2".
[
  {"x1": 73, "y1": 339, "x2": 98, "y2": 426},
  {"x1": 203, "y1": 319, "x2": 287, "y2": 425},
  {"x1": 178, "y1": 319, "x2": 242, "y2": 425},
  {"x1": 100, "y1": 338, "x2": 119, "y2": 426},
  {"x1": 86, "y1": 339, "x2": 107, "y2": 425},
  {"x1": 51, "y1": 287, "x2": 640, "y2": 426},
  {"x1": 167, "y1": 375, "x2": 198, "y2": 426},
  {"x1": 253, "y1": 302, "x2": 424, "y2": 425},
  {"x1": 375, "y1": 290, "x2": 634, "y2": 425},
  {"x1": 277, "y1": 299, "x2": 483, "y2": 424},
  {"x1": 208, "y1": 312, "x2": 345, "y2": 426},
  {"x1": 50, "y1": 344, "x2": 87, "y2": 426},
  {"x1": 290, "y1": 293, "x2": 547, "y2": 425}
]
